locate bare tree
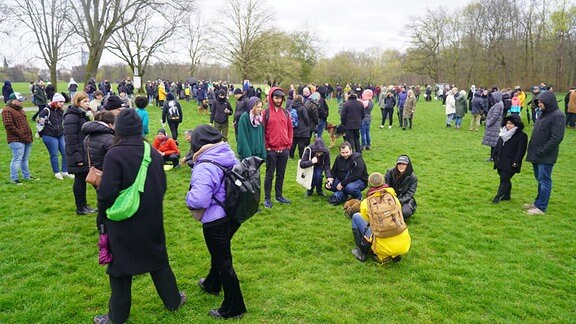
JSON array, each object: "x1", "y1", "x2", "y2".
[
  {"x1": 14, "y1": 0, "x2": 75, "y2": 89},
  {"x1": 107, "y1": 1, "x2": 192, "y2": 83},
  {"x1": 69, "y1": 0, "x2": 154, "y2": 85},
  {"x1": 210, "y1": 0, "x2": 274, "y2": 80},
  {"x1": 184, "y1": 14, "x2": 209, "y2": 77}
]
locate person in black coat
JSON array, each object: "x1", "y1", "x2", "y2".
[
  {"x1": 289, "y1": 96, "x2": 310, "y2": 159},
  {"x1": 81, "y1": 110, "x2": 115, "y2": 173},
  {"x1": 300, "y1": 137, "x2": 332, "y2": 197},
  {"x1": 45, "y1": 82, "x2": 56, "y2": 101},
  {"x1": 385, "y1": 155, "x2": 418, "y2": 219},
  {"x1": 326, "y1": 141, "x2": 368, "y2": 205},
  {"x1": 491, "y1": 115, "x2": 528, "y2": 204},
  {"x1": 161, "y1": 92, "x2": 183, "y2": 143},
  {"x1": 210, "y1": 89, "x2": 233, "y2": 141},
  {"x1": 94, "y1": 108, "x2": 185, "y2": 324},
  {"x1": 340, "y1": 93, "x2": 365, "y2": 153},
  {"x1": 38, "y1": 93, "x2": 73, "y2": 179},
  {"x1": 63, "y1": 91, "x2": 96, "y2": 215}
]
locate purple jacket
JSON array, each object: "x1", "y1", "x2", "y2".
[{"x1": 186, "y1": 142, "x2": 238, "y2": 224}]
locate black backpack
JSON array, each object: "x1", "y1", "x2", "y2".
[{"x1": 198, "y1": 156, "x2": 264, "y2": 224}]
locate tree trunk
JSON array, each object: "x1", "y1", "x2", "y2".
[{"x1": 84, "y1": 45, "x2": 105, "y2": 85}]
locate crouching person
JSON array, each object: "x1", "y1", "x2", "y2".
[
  {"x1": 326, "y1": 141, "x2": 368, "y2": 205},
  {"x1": 351, "y1": 172, "x2": 411, "y2": 263}
]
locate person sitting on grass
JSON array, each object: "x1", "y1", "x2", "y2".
[
  {"x1": 325, "y1": 141, "x2": 368, "y2": 205},
  {"x1": 351, "y1": 172, "x2": 411, "y2": 263},
  {"x1": 299, "y1": 137, "x2": 331, "y2": 197},
  {"x1": 152, "y1": 128, "x2": 180, "y2": 168},
  {"x1": 384, "y1": 155, "x2": 418, "y2": 220}
]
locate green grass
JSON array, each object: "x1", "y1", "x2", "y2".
[{"x1": 1, "y1": 96, "x2": 575, "y2": 323}]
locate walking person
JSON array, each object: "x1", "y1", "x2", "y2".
[
  {"x1": 524, "y1": 91, "x2": 565, "y2": 215},
  {"x1": 469, "y1": 90, "x2": 483, "y2": 131},
  {"x1": 94, "y1": 109, "x2": 186, "y2": 324},
  {"x1": 64, "y1": 92, "x2": 97, "y2": 215},
  {"x1": 403, "y1": 89, "x2": 416, "y2": 130},
  {"x1": 2, "y1": 92, "x2": 35, "y2": 184},
  {"x1": 161, "y1": 93, "x2": 183, "y2": 143},
  {"x1": 210, "y1": 89, "x2": 233, "y2": 142},
  {"x1": 454, "y1": 90, "x2": 468, "y2": 129},
  {"x1": 379, "y1": 91, "x2": 396, "y2": 129},
  {"x1": 491, "y1": 115, "x2": 528, "y2": 204},
  {"x1": 445, "y1": 88, "x2": 456, "y2": 127},
  {"x1": 38, "y1": 93, "x2": 73, "y2": 180},
  {"x1": 186, "y1": 125, "x2": 247, "y2": 319}
]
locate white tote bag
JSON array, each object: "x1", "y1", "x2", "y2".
[{"x1": 296, "y1": 147, "x2": 314, "y2": 190}]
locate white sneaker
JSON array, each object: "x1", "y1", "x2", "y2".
[
  {"x1": 524, "y1": 207, "x2": 545, "y2": 215},
  {"x1": 388, "y1": 125, "x2": 392, "y2": 129},
  {"x1": 54, "y1": 173, "x2": 64, "y2": 180},
  {"x1": 379, "y1": 125, "x2": 384, "y2": 129},
  {"x1": 61, "y1": 172, "x2": 75, "y2": 179}
]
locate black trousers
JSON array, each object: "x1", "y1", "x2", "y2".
[
  {"x1": 167, "y1": 121, "x2": 179, "y2": 142},
  {"x1": 496, "y1": 169, "x2": 515, "y2": 199},
  {"x1": 73, "y1": 171, "x2": 88, "y2": 209},
  {"x1": 163, "y1": 154, "x2": 180, "y2": 166},
  {"x1": 290, "y1": 137, "x2": 308, "y2": 159},
  {"x1": 381, "y1": 108, "x2": 394, "y2": 126},
  {"x1": 108, "y1": 266, "x2": 181, "y2": 324},
  {"x1": 344, "y1": 129, "x2": 361, "y2": 153},
  {"x1": 202, "y1": 219, "x2": 246, "y2": 317},
  {"x1": 264, "y1": 149, "x2": 289, "y2": 200}
]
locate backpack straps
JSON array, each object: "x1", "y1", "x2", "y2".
[{"x1": 195, "y1": 160, "x2": 227, "y2": 209}]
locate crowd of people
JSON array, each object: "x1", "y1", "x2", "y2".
[{"x1": 1, "y1": 76, "x2": 570, "y2": 322}]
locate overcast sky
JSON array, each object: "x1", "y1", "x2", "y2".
[{"x1": 4, "y1": 0, "x2": 472, "y2": 68}]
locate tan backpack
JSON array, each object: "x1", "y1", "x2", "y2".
[{"x1": 366, "y1": 189, "x2": 406, "y2": 238}]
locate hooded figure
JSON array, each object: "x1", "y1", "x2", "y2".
[
  {"x1": 384, "y1": 155, "x2": 418, "y2": 220},
  {"x1": 162, "y1": 93, "x2": 183, "y2": 142},
  {"x1": 2, "y1": 80, "x2": 14, "y2": 104},
  {"x1": 185, "y1": 125, "x2": 247, "y2": 319},
  {"x1": 482, "y1": 91, "x2": 504, "y2": 151},
  {"x1": 299, "y1": 138, "x2": 332, "y2": 197},
  {"x1": 210, "y1": 89, "x2": 233, "y2": 141}
]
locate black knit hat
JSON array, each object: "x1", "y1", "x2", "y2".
[
  {"x1": 105, "y1": 95, "x2": 124, "y2": 110},
  {"x1": 191, "y1": 125, "x2": 223, "y2": 153},
  {"x1": 115, "y1": 108, "x2": 142, "y2": 136}
]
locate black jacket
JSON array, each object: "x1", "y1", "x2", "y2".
[
  {"x1": 162, "y1": 100, "x2": 183, "y2": 124},
  {"x1": 341, "y1": 96, "x2": 365, "y2": 130},
  {"x1": 210, "y1": 97, "x2": 233, "y2": 124},
  {"x1": 385, "y1": 160, "x2": 418, "y2": 210},
  {"x1": 292, "y1": 102, "x2": 311, "y2": 138},
  {"x1": 63, "y1": 105, "x2": 90, "y2": 174},
  {"x1": 38, "y1": 106, "x2": 64, "y2": 137},
  {"x1": 233, "y1": 95, "x2": 250, "y2": 125},
  {"x1": 318, "y1": 97, "x2": 329, "y2": 121},
  {"x1": 299, "y1": 144, "x2": 332, "y2": 179},
  {"x1": 493, "y1": 130, "x2": 528, "y2": 173},
  {"x1": 82, "y1": 121, "x2": 114, "y2": 170},
  {"x1": 526, "y1": 92, "x2": 566, "y2": 164},
  {"x1": 330, "y1": 152, "x2": 368, "y2": 187},
  {"x1": 97, "y1": 137, "x2": 169, "y2": 277}
]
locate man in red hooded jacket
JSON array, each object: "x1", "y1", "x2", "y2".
[{"x1": 263, "y1": 87, "x2": 293, "y2": 208}]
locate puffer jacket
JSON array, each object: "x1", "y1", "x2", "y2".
[
  {"x1": 292, "y1": 101, "x2": 310, "y2": 138},
  {"x1": 63, "y1": 105, "x2": 90, "y2": 173},
  {"x1": 81, "y1": 121, "x2": 114, "y2": 170},
  {"x1": 186, "y1": 142, "x2": 238, "y2": 224},
  {"x1": 38, "y1": 105, "x2": 64, "y2": 137},
  {"x1": 482, "y1": 92, "x2": 504, "y2": 147}
]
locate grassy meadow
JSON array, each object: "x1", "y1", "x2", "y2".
[{"x1": 1, "y1": 92, "x2": 575, "y2": 323}]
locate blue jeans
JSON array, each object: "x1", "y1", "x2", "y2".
[
  {"x1": 42, "y1": 135, "x2": 68, "y2": 173},
  {"x1": 446, "y1": 113, "x2": 454, "y2": 125},
  {"x1": 454, "y1": 116, "x2": 463, "y2": 127},
  {"x1": 8, "y1": 142, "x2": 32, "y2": 181},
  {"x1": 310, "y1": 166, "x2": 324, "y2": 192},
  {"x1": 532, "y1": 163, "x2": 554, "y2": 212},
  {"x1": 328, "y1": 178, "x2": 367, "y2": 202},
  {"x1": 351, "y1": 213, "x2": 372, "y2": 253},
  {"x1": 360, "y1": 120, "x2": 371, "y2": 147},
  {"x1": 316, "y1": 119, "x2": 326, "y2": 139}
]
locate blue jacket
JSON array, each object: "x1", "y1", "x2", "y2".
[{"x1": 186, "y1": 142, "x2": 238, "y2": 224}]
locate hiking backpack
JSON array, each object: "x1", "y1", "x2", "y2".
[
  {"x1": 199, "y1": 156, "x2": 265, "y2": 224},
  {"x1": 366, "y1": 189, "x2": 406, "y2": 238}
]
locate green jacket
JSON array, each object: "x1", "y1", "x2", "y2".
[{"x1": 236, "y1": 112, "x2": 266, "y2": 160}]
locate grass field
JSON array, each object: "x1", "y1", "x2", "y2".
[{"x1": 1, "y1": 94, "x2": 575, "y2": 323}]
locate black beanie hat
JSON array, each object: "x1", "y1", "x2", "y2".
[
  {"x1": 157, "y1": 128, "x2": 167, "y2": 135},
  {"x1": 105, "y1": 95, "x2": 124, "y2": 110},
  {"x1": 115, "y1": 108, "x2": 142, "y2": 137},
  {"x1": 191, "y1": 125, "x2": 223, "y2": 153}
]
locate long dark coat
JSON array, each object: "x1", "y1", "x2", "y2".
[
  {"x1": 493, "y1": 130, "x2": 528, "y2": 173},
  {"x1": 97, "y1": 136, "x2": 169, "y2": 277},
  {"x1": 63, "y1": 105, "x2": 90, "y2": 174}
]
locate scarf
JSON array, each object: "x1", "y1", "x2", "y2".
[
  {"x1": 250, "y1": 113, "x2": 262, "y2": 127},
  {"x1": 499, "y1": 126, "x2": 517, "y2": 143}
]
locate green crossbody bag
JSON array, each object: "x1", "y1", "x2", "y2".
[{"x1": 106, "y1": 142, "x2": 151, "y2": 221}]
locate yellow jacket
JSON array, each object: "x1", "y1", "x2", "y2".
[
  {"x1": 158, "y1": 84, "x2": 167, "y2": 101},
  {"x1": 517, "y1": 91, "x2": 526, "y2": 107},
  {"x1": 360, "y1": 187, "x2": 411, "y2": 261}
]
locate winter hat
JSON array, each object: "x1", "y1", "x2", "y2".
[
  {"x1": 217, "y1": 89, "x2": 227, "y2": 97},
  {"x1": 191, "y1": 125, "x2": 223, "y2": 153},
  {"x1": 166, "y1": 92, "x2": 175, "y2": 101},
  {"x1": 247, "y1": 97, "x2": 261, "y2": 110},
  {"x1": 396, "y1": 155, "x2": 410, "y2": 165},
  {"x1": 51, "y1": 93, "x2": 65, "y2": 103},
  {"x1": 368, "y1": 172, "x2": 385, "y2": 188},
  {"x1": 234, "y1": 88, "x2": 243, "y2": 95},
  {"x1": 272, "y1": 89, "x2": 285, "y2": 97},
  {"x1": 309, "y1": 92, "x2": 321, "y2": 103},
  {"x1": 114, "y1": 108, "x2": 142, "y2": 137},
  {"x1": 104, "y1": 95, "x2": 124, "y2": 110},
  {"x1": 8, "y1": 92, "x2": 25, "y2": 102},
  {"x1": 157, "y1": 128, "x2": 167, "y2": 136}
]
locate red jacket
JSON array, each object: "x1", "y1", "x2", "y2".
[
  {"x1": 264, "y1": 87, "x2": 292, "y2": 150},
  {"x1": 152, "y1": 137, "x2": 179, "y2": 156}
]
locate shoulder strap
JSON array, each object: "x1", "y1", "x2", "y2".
[
  {"x1": 86, "y1": 135, "x2": 93, "y2": 167},
  {"x1": 135, "y1": 142, "x2": 152, "y2": 192},
  {"x1": 195, "y1": 159, "x2": 228, "y2": 210}
]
